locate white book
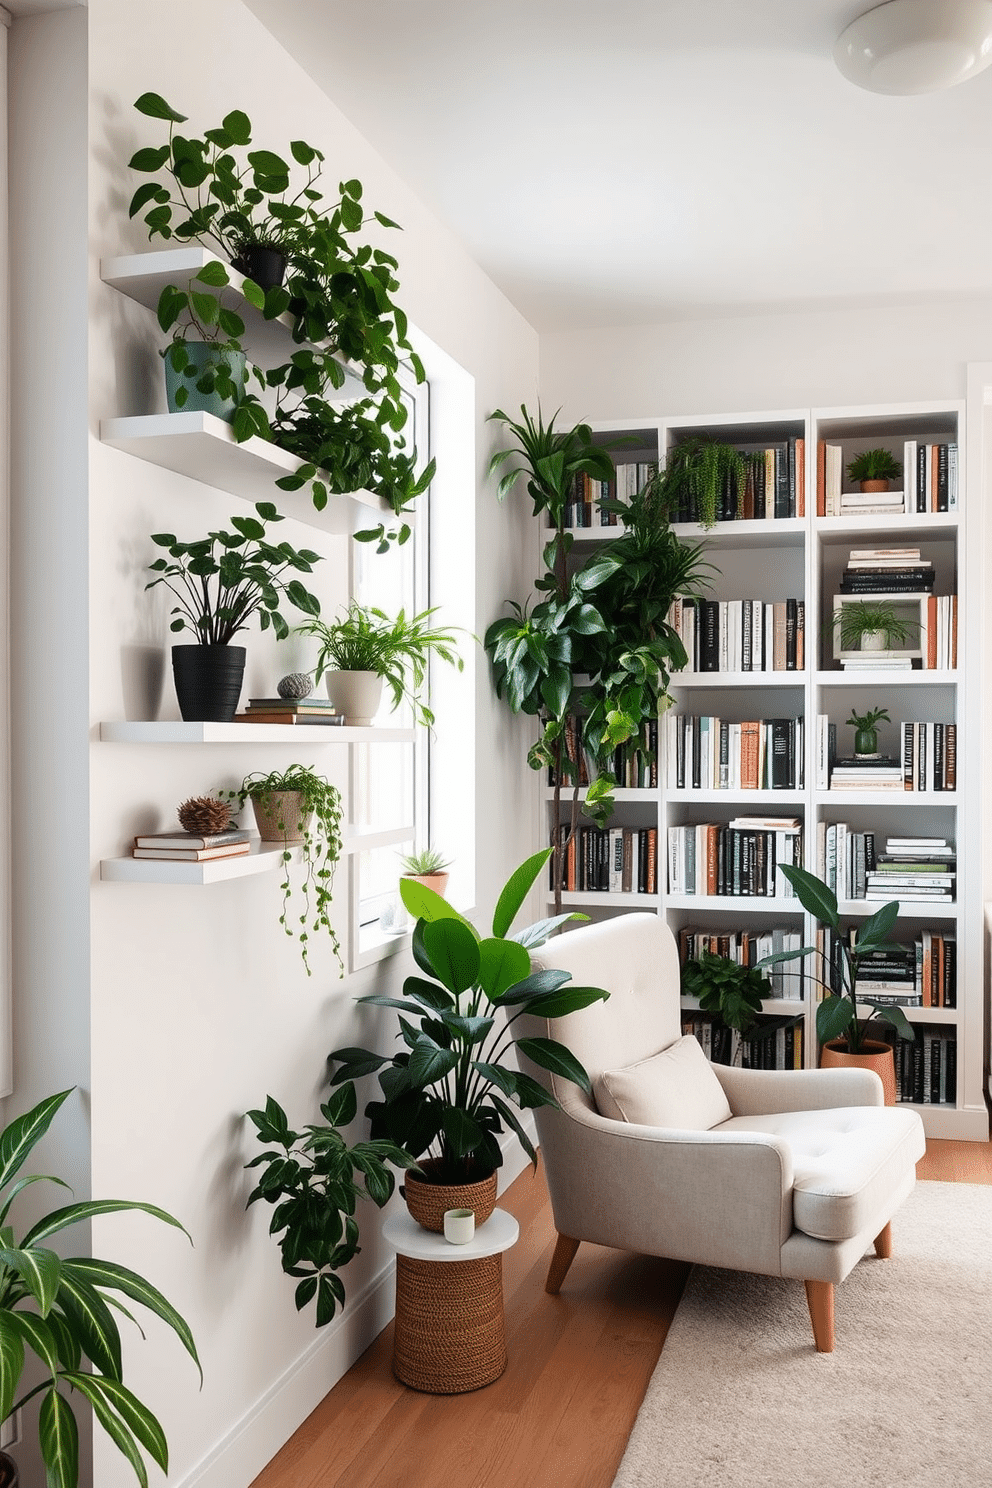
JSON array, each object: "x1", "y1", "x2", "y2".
[
  {"x1": 903, "y1": 441, "x2": 916, "y2": 513},
  {"x1": 609, "y1": 827, "x2": 624, "y2": 893},
  {"x1": 825, "y1": 444, "x2": 842, "y2": 515}
]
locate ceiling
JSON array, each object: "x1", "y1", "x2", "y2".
[{"x1": 249, "y1": 3, "x2": 992, "y2": 332}]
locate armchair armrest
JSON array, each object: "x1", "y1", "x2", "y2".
[
  {"x1": 535, "y1": 1102, "x2": 794, "y2": 1276},
  {"x1": 712, "y1": 1063, "x2": 884, "y2": 1116}
]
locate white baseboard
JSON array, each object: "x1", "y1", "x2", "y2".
[{"x1": 177, "y1": 1117, "x2": 538, "y2": 1488}]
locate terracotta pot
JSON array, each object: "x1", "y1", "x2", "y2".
[
  {"x1": 250, "y1": 790, "x2": 312, "y2": 844},
  {"x1": 859, "y1": 477, "x2": 889, "y2": 493},
  {"x1": 402, "y1": 872, "x2": 449, "y2": 898},
  {"x1": 402, "y1": 1159, "x2": 497, "y2": 1233},
  {"x1": 820, "y1": 1037, "x2": 897, "y2": 1106}
]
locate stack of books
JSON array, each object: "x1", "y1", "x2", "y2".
[
  {"x1": 829, "y1": 755, "x2": 903, "y2": 791},
  {"x1": 864, "y1": 837, "x2": 956, "y2": 902},
  {"x1": 838, "y1": 547, "x2": 935, "y2": 596},
  {"x1": 132, "y1": 829, "x2": 252, "y2": 863},
  {"x1": 234, "y1": 696, "x2": 344, "y2": 726}
]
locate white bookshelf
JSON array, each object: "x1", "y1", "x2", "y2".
[{"x1": 542, "y1": 399, "x2": 985, "y2": 1139}]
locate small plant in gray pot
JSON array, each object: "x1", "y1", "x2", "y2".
[{"x1": 146, "y1": 502, "x2": 322, "y2": 721}]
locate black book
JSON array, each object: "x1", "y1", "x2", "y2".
[
  {"x1": 937, "y1": 443, "x2": 949, "y2": 513},
  {"x1": 840, "y1": 573, "x2": 935, "y2": 593},
  {"x1": 699, "y1": 600, "x2": 720, "y2": 672},
  {"x1": 917, "y1": 443, "x2": 928, "y2": 512},
  {"x1": 774, "y1": 445, "x2": 790, "y2": 520},
  {"x1": 770, "y1": 720, "x2": 792, "y2": 789},
  {"x1": 785, "y1": 597, "x2": 798, "y2": 670}
]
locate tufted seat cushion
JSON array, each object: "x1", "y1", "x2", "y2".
[{"x1": 716, "y1": 1105, "x2": 926, "y2": 1242}]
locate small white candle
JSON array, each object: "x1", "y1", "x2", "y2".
[{"x1": 443, "y1": 1207, "x2": 475, "y2": 1244}]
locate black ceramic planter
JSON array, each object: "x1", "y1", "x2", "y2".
[
  {"x1": 0, "y1": 1450, "x2": 17, "y2": 1487},
  {"x1": 231, "y1": 243, "x2": 287, "y2": 291},
  {"x1": 172, "y1": 645, "x2": 246, "y2": 723}
]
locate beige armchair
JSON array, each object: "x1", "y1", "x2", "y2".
[{"x1": 516, "y1": 912, "x2": 925, "y2": 1351}]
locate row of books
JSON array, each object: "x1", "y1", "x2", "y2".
[
  {"x1": 234, "y1": 696, "x2": 344, "y2": 727},
  {"x1": 547, "y1": 716, "x2": 659, "y2": 789},
  {"x1": 667, "y1": 597, "x2": 804, "y2": 673},
  {"x1": 846, "y1": 930, "x2": 956, "y2": 1008},
  {"x1": 663, "y1": 714, "x2": 804, "y2": 791},
  {"x1": 550, "y1": 825, "x2": 658, "y2": 895},
  {"x1": 817, "y1": 442, "x2": 958, "y2": 517},
  {"x1": 561, "y1": 463, "x2": 654, "y2": 527},
  {"x1": 668, "y1": 437, "x2": 806, "y2": 525},
  {"x1": 814, "y1": 716, "x2": 957, "y2": 792},
  {"x1": 130, "y1": 828, "x2": 251, "y2": 863},
  {"x1": 884, "y1": 1028, "x2": 957, "y2": 1104},
  {"x1": 681, "y1": 1012, "x2": 805, "y2": 1070},
  {"x1": 813, "y1": 826, "x2": 956, "y2": 903},
  {"x1": 837, "y1": 547, "x2": 934, "y2": 595},
  {"x1": 667, "y1": 818, "x2": 803, "y2": 898},
  {"x1": 677, "y1": 925, "x2": 805, "y2": 1000}
]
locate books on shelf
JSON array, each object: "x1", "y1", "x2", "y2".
[
  {"x1": 667, "y1": 821, "x2": 803, "y2": 898},
  {"x1": 133, "y1": 829, "x2": 250, "y2": 851},
  {"x1": 882, "y1": 1026, "x2": 957, "y2": 1105},
  {"x1": 667, "y1": 596, "x2": 804, "y2": 673},
  {"x1": 678, "y1": 924, "x2": 805, "y2": 1000},
  {"x1": 816, "y1": 443, "x2": 958, "y2": 517},
  {"x1": 132, "y1": 840, "x2": 252, "y2": 862},
  {"x1": 548, "y1": 716, "x2": 658, "y2": 789},
  {"x1": 668, "y1": 435, "x2": 804, "y2": 524},
  {"x1": 235, "y1": 697, "x2": 345, "y2": 726},
  {"x1": 828, "y1": 755, "x2": 903, "y2": 791},
  {"x1": 664, "y1": 714, "x2": 804, "y2": 791},
  {"x1": 551, "y1": 824, "x2": 657, "y2": 895},
  {"x1": 905, "y1": 440, "x2": 959, "y2": 514},
  {"x1": 564, "y1": 463, "x2": 650, "y2": 527},
  {"x1": 900, "y1": 722, "x2": 956, "y2": 791},
  {"x1": 815, "y1": 929, "x2": 956, "y2": 1008},
  {"x1": 681, "y1": 1010, "x2": 805, "y2": 1070}
]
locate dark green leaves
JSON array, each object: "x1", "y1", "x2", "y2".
[
  {"x1": 779, "y1": 864, "x2": 839, "y2": 927},
  {"x1": 134, "y1": 92, "x2": 187, "y2": 123},
  {"x1": 491, "y1": 848, "x2": 552, "y2": 938}
]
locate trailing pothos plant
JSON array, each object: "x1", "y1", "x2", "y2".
[
  {"x1": 484, "y1": 406, "x2": 712, "y2": 910},
  {"x1": 245, "y1": 1083, "x2": 418, "y2": 1328},
  {"x1": 329, "y1": 849, "x2": 609, "y2": 1184},
  {"x1": 0, "y1": 1088, "x2": 200, "y2": 1487}
]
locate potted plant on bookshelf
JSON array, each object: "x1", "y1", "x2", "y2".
[
  {"x1": 329, "y1": 848, "x2": 609, "y2": 1228},
  {"x1": 846, "y1": 447, "x2": 902, "y2": 492},
  {"x1": 662, "y1": 436, "x2": 757, "y2": 529},
  {"x1": 680, "y1": 949, "x2": 772, "y2": 1064},
  {"x1": 245, "y1": 1082, "x2": 419, "y2": 1327},
  {"x1": 295, "y1": 602, "x2": 463, "y2": 727},
  {"x1": 831, "y1": 600, "x2": 919, "y2": 655},
  {"x1": 146, "y1": 501, "x2": 322, "y2": 721},
  {"x1": 777, "y1": 864, "x2": 915, "y2": 1103},
  {"x1": 0, "y1": 1088, "x2": 200, "y2": 1488},
  {"x1": 485, "y1": 405, "x2": 713, "y2": 911},
  {"x1": 846, "y1": 706, "x2": 890, "y2": 758},
  {"x1": 399, "y1": 846, "x2": 451, "y2": 897},
  {"x1": 225, "y1": 764, "x2": 344, "y2": 975}
]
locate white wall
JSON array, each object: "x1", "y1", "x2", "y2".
[{"x1": 8, "y1": 2, "x2": 540, "y2": 1484}]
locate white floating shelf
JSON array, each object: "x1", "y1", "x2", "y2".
[
  {"x1": 839, "y1": 898, "x2": 959, "y2": 920},
  {"x1": 101, "y1": 246, "x2": 365, "y2": 392},
  {"x1": 99, "y1": 721, "x2": 415, "y2": 744},
  {"x1": 100, "y1": 839, "x2": 290, "y2": 885},
  {"x1": 100, "y1": 411, "x2": 388, "y2": 536}
]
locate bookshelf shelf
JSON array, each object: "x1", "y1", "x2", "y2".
[
  {"x1": 551, "y1": 891, "x2": 660, "y2": 909},
  {"x1": 541, "y1": 397, "x2": 982, "y2": 1140},
  {"x1": 99, "y1": 721, "x2": 415, "y2": 745}
]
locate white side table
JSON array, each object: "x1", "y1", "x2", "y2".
[{"x1": 382, "y1": 1207, "x2": 520, "y2": 1394}]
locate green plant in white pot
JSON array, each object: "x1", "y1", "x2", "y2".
[{"x1": 296, "y1": 603, "x2": 463, "y2": 727}]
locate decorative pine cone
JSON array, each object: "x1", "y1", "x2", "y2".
[
  {"x1": 177, "y1": 796, "x2": 233, "y2": 835},
  {"x1": 277, "y1": 672, "x2": 313, "y2": 700}
]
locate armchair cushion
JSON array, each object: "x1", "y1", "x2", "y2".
[{"x1": 595, "y1": 1034, "x2": 734, "y2": 1131}]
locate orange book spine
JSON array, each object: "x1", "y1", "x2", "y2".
[
  {"x1": 926, "y1": 595, "x2": 938, "y2": 669},
  {"x1": 816, "y1": 440, "x2": 826, "y2": 517},
  {"x1": 740, "y1": 722, "x2": 760, "y2": 790},
  {"x1": 706, "y1": 825, "x2": 718, "y2": 896},
  {"x1": 796, "y1": 437, "x2": 805, "y2": 517}
]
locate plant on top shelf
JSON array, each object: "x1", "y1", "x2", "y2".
[
  {"x1": 296, "y1": 602, "x2": 463, "y2": 729},
  {"x1": 0, "y1": 1088, "x2": 200, "y2": 1488},
  {"x1": 776, "y1": 864, "x2": 915, "y2": 1055},
  {"x1": 831, "y1": 600, "x2": 919, "y2": 655},
  {"x1": 146, "y1": 502, "x2": 322, "y2": 722},
  {"x1": 845, "y1": 447, "x2": 902, "y2": 488},
  {"x1": 245, "y1": 1082, "x2": 418, "y2": 1328},
  {"x1": 329, "y1": 848, "x2": 609, "y2": 1185},
  {"x1": 225, "y1": 764, "x2": 344, "y2": 976},
  {"x1": 484, "y1": 405, "x2": 712, "y2": 912},
  {"x1": 845, "y1": 705, "x2": 890, "y2": 757},
  {"x1": 155, "y1": 261, "x2": 263, "y2": 425}
]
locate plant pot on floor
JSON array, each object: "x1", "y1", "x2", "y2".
[
  {"x1": 163, "y1": 341, "x2": 247, "y2": 423},
  {"x1": 250, "y1": 790, "x2": 312, "y2": 844},
  {"x1": 820, "y1": 1037, "x2": 897, "y2": 1106},
  {"x1": 171, "y1": 644, "x2": 246, "y2": 722},
  {"x1": 323, "y1": 670, "x2": 383, "y2": 726},
  {"x1": 402, "y1": 1159, "x2": 498, "y2": 1234}
]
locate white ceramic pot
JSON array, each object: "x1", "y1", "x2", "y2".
[
  {"x1": 323, "y1": 670, "x2": 383, "y2": 726},
  {"x1": 860, "y1": 629, "x2": 887, "y2": 652}
]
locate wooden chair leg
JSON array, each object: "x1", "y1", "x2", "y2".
[
  {"x1": 804, "y1": 1279, "x2": 835, "y2": 1353},
  {"x1": 873, "y1": 1221, "x2": 893, "y2": 1259},
  {"x1": 545, "y1": 1233, "x2": 580, "y2": 1295}
]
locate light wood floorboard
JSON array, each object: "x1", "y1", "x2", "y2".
[{"x1": 250, "y1": 1137, "x2": 991, "y2": 1488}]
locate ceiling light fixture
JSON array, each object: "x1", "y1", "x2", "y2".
[{"x1": 834, "y1": 0, "x2": 992, "y2": 94}]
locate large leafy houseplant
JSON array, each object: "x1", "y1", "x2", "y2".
[
  {"x1": 296, "y1": 603, "x2": 463, "y2": 730},
  {"x1": 329, "y1": 849, "x2": 609, "y2": 1184},
  {"x1": 245, "y1": 1082, "x2": 418, "y2": 1328},
  {"x1": 225, "y1": 764, "x2": 344, "y2": 977},
  {"x1": 485, "y1": 406, "x2": 711, "y2": 910},
  {"x1": 778, "y1": 864, "x2": 915, "y2": 1053},
  {"x1": 0, "y1": 1088, "x2": 200, "y2": 1488}
]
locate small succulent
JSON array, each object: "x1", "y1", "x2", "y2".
[
  {"x1": 399, "y1": 847, "x2": 451, "y2": 876},
  {"x1": 278, "y1": 672, "x2": 313, "y2": 700}
]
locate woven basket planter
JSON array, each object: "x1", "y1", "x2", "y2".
[
  {"x1": 393, "y1": 1252, "x2": 506, "y2": 1393},
  {"x1": 402, "y1": 1161, "x2": 497, "y2": 1234}
]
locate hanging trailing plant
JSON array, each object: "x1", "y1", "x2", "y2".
[{"x1": 662, "y1": 437, "x2": 756, "y2": 528}]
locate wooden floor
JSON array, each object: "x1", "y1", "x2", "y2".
[{"x1": 251, "y1": 1138, "x2": 991, "y2": 1488}]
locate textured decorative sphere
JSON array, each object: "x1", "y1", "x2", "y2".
[
  {"x1": 177, "y1": 796, "x2": 233, "y2": 835},
  {"x1": 277, "y1": 672, "x2": 313, "y2": 700}
]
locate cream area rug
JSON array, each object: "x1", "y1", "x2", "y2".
[{"x1": 612, "y1": 1182, "x2": 991, "y2": 1488}]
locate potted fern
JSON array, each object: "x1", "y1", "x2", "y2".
[{"x1": 846, "y1": 447, "x2": 902, "y2": 492}]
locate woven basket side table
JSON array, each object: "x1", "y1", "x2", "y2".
[{"x1": 382, "y1": 1208, "x2": 520, "y2": 1395}]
